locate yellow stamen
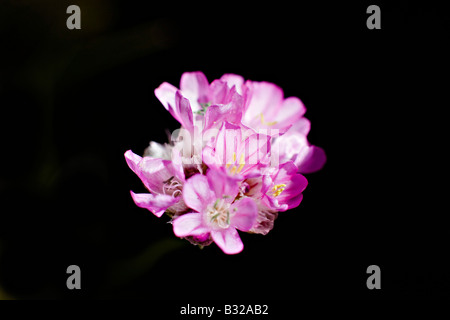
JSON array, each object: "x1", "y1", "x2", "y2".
[
  {"x1": 226, "y1": 152, "x2": 236, "y2": 169},
  {"x1": 236, "y1": 153, "x2": 245, "y2": 173},
  {"x1": 260, "y1": 113, "x2": 278, "y2": 126},
  {"x1": 272, "y1": 184, "x2": 286, "y2": 197}
]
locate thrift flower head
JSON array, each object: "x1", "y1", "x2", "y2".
[{"x1": 125, "y1": 71, "x2": 326, "y2": 254}]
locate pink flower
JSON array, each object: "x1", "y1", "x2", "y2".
[
  {"x1": 124, "y1": 150, "x2": 186, "y2": 217},
  {"x1": 202, "y1": 122, "x2": 271, "y2": 179},
  {"x1": 125, "y1": 71, "x2": 326, "y2": 254},
  {"x1": 261, "y1": 162, "x2": 308, "y2": 211},
  {"x1": 272, "y1": 118, "x2": 326, "y2": 173},
  {"x1": 154, "y1": 72, "x2": 244, "y2": 133},
  {"x1": 226, "y1": 77, "x2": 306, "y2": 136},
  {"x1": 173, "y1": 169, "x2": 258, "y2": 254}
]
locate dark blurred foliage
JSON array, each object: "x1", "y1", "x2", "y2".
[{"x1": 0, "y1": 0, "x2": 448, "y2": 300}]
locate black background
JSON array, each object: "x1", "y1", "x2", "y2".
[{"x1": 0, "y1": 0, "x2": 448, "y2": 301}]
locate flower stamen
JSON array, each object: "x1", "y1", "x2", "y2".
[
  {"x1": 206, "y1": 198, "x2": 231, "y2": 229},
  {"x1": 260, "y1": 113, "x2": 278, "y2": 126},
  {"x1": 272, "y1": 184, "x2": 286, "y2": 197}
]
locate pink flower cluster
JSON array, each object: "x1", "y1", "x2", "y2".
[{"x1": 125, "y1": 72, "x2": 326, "y2": 254}]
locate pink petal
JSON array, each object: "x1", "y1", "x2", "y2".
[
  {"x1": 170, "y1": 148, "x2": 186, "y2": 182},
  {"x1": 206, "y1": 169, "x2": 240, "y2": 201},
  {"x1": 229, "y1": 197, "x2": 258, "y2": 232},
  {"x1": 272, "y1": 97, "x2": 306, "y2": 129},
  {"x1": 137, "y1": 157, "x2": 176, "y2": 194},
  {"x1": 295, "y1": 145, "x2": 327, "y2": 174},
  {"x1": 213, "y1": 122, "x2": 242, "y2": 167},
  {"x1": 239, "y1": 133, "x2": 271, "y2": 171},
  {"x1": 174, "y1": 91, "x2": 194, "y2": 132},
  {"x1": 154, "y1": 82, "x2": 179, "y2": 120},
  {"x1": 243, "y1": 81, "x2": 284, "y2": 120},
  {"x1": 203, "y1": 102, "x2": 242, "y2": 130},
  {"x1": 130, "y1": 191, "x2": 178, "y2": 217},
  {"x1": 209, "y1": 80, "x2": 228, "y2": 104},
  {"x1": 289, "y1": 117, "x2": 311, "y2": 136},
  {"x1": 124, "y1": 150, "x2": 142, "y2": 175},
  {"x1": 211, "y1": 228, "x2": 244, "y2": 255},
  {"x1": 280, "y1": 193, "x2": 303, "y2": 212},
  {"x1": 173, "y1": 212, "x2": 209, "y2": 237},
  {"x1": 220, "y1": 74, "x2": 245, "y2": 94},
  {"x1": 201, "y1": 146, "x2": 217, "y2": 167},
  {"x1": 275, "y1": 174, "x2": 307, "y2": 210},
  {"x1": 180, "y1": 71, "x2": 210, "y2": 112},
  {"x1": 182, "y1": 174, "x2": 215, "y2": 213}
]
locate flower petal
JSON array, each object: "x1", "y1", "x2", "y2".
[
  {"x1": 208, "y1": 121, "x2": 242, "y2": 168},
  {"x1": 273, "y1": 172, "x2": 308, "y2": 211},
  {"x1": 238, "y1": 133, "x2": 271, "y2": 174},
  {"x1": 243, "y1": 81, "x2": 284, "y2": 120},
  {"x1": 203, "y1": 101, "x2": 242, "y2": 130},
  {"x1": 211, "y1": 228, "x2": 244, "y2": 255},
  {"x1": 124, "y1": 150, "x2": 143, "y2": 175},
  {"x1": 173, "y1": 212, "x2": 209, "y2": 237},
  {"x1": 180, "y1": 71, "x2": 210, "y2": 112},
  {"x1": 272, "y1": 97, "x2": 306, "y2": 129},
  {"x1": 206, "y1": 168, "x2": 240, "y2": 202},
  {"x1": 230, "y1": 197, "x2": 258, "y2": 232},
  {"x1": 220, "y1": 74, "x2": 245, "y2": 95},
  {"x1": 174, "y1": 90, "x2": 194, "y2": 132},
  {"x1": 295, "y1": 145, "x2": 327, "y2": 174},
  {"x1": 137, "y1": 157, "x2": 177, "y2": 194},
  {"x1": 154, "y1": 82, "x2": 179, "y2": 118},
  {"x1": 130, "y1": 191, "x2": 178, "y2": 217},
  {"x1": 182, "y1": 174, "x2": 215, "y2": 213}
]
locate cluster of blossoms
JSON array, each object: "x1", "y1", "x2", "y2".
[{"x1": 125, "y1": 72, "x2": 326, "y2": 254}]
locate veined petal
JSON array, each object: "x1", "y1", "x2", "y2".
[
  {"x1": 203, "y1": 101, "x2": 242, "y2": 130},
  {"x1": 212, "y1": 121, "x2": 242, "y2": 167},
  {"x1": 130, "y1": 191, "x2": 178, "y2": 217},
  {"x1": 211, "y1": 228, "x2": 244, "y2": 255},
  {"x1": 180, "y1": 71, "x2": 210, "y2": 112},
  {"x1": 238, "y1": 133, "x2": 271, "y2": 173},
  {"x1": 209, "y1": 79, "x2": 228, "y2": 104},
  {"x1": 182, "y1": 174, "x2": 215, "y2": 213},
  {"x1": 124, "y1": 150, "x2": 143, "y2": 175},
  {"x1": 137, "y1": 157, "x2": 178, "y2": 194},
  {"x1": 173, "y1": 212, "x2": 209, "y2": 237},
  {"x1": 206, "y1": 168, "x2": 240, "y2": 202},
  {"x1": 230, "y1": 197, "x2": 258, "y2": 232},
  {"x1": 174, "y1": 91, "x2": 194, "y2": 132},
  {"x1": 154, "y1": 82, "x2": 179, "y2": 119}
]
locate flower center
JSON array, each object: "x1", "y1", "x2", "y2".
[
  {"x1": 163, "y1": 176, "x2": 183, "y2": 197},
  {"x1": 206, "y1": 198, "x2": 231, "y2": 229},
  {"x1": 272, "y1": 184, "x2": 286, "y2": 197}
]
